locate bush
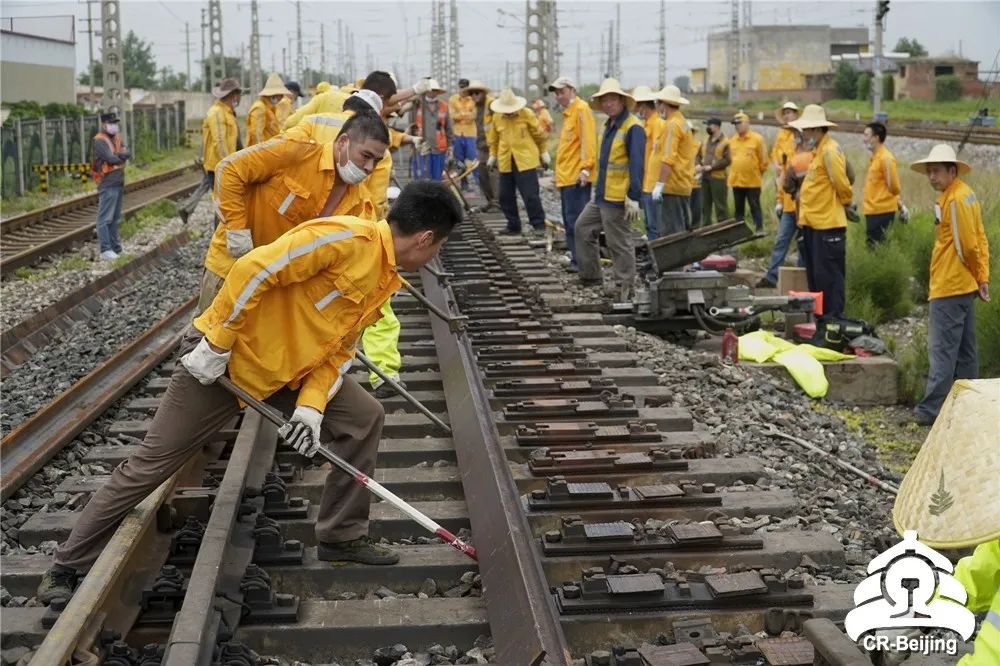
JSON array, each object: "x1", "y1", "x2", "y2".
[
  {"x1": 833, "y1": 63, "x2": 858, "y2": 99},
  {"x1": 896, "y1": 323, "x2": 929, "y2": 404},
  {"x1": 975, "y1": 222, "x2": 1000, "y2": 377},
  {"x1": 845, "y1": 223, "x2": 913, "y2": 324},
  {"x1": 883, "y1": 75, "x2": 895, "y2": 101},
  {"x1": 935, "y1": 75, "x2": 962, "y2": 102},
  {"x1": 856, "y1": 73, "x2": 871, "y2": 101}
]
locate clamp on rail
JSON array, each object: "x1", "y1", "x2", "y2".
[{"x1": 400, "y1": 276, "x2": 469, "y2": 335}]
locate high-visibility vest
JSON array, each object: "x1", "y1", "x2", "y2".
[
  {"x1": 416, "y1": 100, "x2": 449, "y2": 152},
  {"x1": 599, "y1": 113, "x2": 640, "y2": 203},
  {"x1": 91, "y1": 132, "x2": 123, "y2": 184}
]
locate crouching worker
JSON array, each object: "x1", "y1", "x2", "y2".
[{"x1": 37, "y1": 182, "x2": 464, "y2": 603}]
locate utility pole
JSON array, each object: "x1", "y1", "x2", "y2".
[
  {"x1": 208, "y1": 0, "x2": 225, "y2": 87},
  {"x1": 185, "y1": 21, "x2": 192, "y2": 91},
  {"x1": 201, "y1": 7, "x2": 207, "y2": 91},
  {"x1": 728, "y1": 0, "x2": 739, "y2": 102},
  {"x1": 742, "y1": 0, "x2": 753, "y2": 90},
  {"x1": 282, "y1": 47, "x2": 287, "y2": 76},
  {"x1": 337, "y1": 19, "x2": 344, "y2": 80},
  {"x1": 505, "y1": 60, "x2": 511, "y2": 87},
  {"x1": 576, "y1": 42, "x2": 581, "y2": 87},
  {"x1": 873, "y1": 0, "x2": 889, "y2": 115},
  {"x1": 295, "y1": 1, "x2": 303, "y2": 82},
  {"x1": 614, "y1": 2, "x2": 621, "y2": 79},
  {"x1": 606, "y1": 22, "x2": 614, "y2": 79},
  {"x1": 319, "y1": 23, "x2": 326, "y2": 79},
  {"x1": 658, "y1": 0, "x2": 666, "y2": 88},
  {"x1": 249, "y1": 0, "x2": 261, "y2": 92},
  {"x1": 81, "y1": 0, "x2": 98, "y2": 106},
  {"x1": 600, "y1": 30, "x2": 606, "y2": 79},
  {"x1": 448, "y1": 0, "x2": 460, "y2": 89},
  {"x1": 100, "y1": 0, "x2": 126, "y2": 137},
  {"x1": 524, "y1": 1, "x2": 552, "y2": 97}
]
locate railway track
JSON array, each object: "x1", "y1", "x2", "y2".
[
  {"x1": 0, "y1": 205, "x2": 876, "y2": 664},
  {"x1": 0, "y1": 164, "x2": 203, "y2": 277}
]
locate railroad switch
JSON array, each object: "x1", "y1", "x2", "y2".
[
  {"x1": 466, "y1": 317, "x2": 553, "y2": 332},
  {"x1": 516, "y1": 421, "x2": 662, "y2": 446},
  {"x1": 528, "y1": 447, "x2": 689, "y2": 476},
  {"x1": 138, "y1": 565, "x2": 188, "y2": 625},
  {"x1": 245, "y1": 472, "x2": 310, "y2": 519},
  {"x1": 526, "y1": 478, "x2": 723, "y2": 511},
  {"x1": 472, "y1": 330, "x2": 572, "y2": 346},
  {"x1": 485, "y1": 359, "x2": 600, "y2": 377},
  {"x1": 239, "y1": 564, "x2": 299, "y2": 624},
  {"x1": 540, "y1": 516, "x2": 763, "y2": 556},
  {"x1": 478, "y1": 344, "x2": 587, "y2": 361},
  {"x1": 168, "y1": 515, "x2": 206, "y2": 565},
  {"x1": 503, "y1": 396, "x2": 638, "y2": 421},
  {"x1": 252, "y1": 513, "x2": 304, "y2": 565}
]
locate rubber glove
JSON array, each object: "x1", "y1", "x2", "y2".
[
  {"x1": 412, "y1": 78, "x2": 433, "y2": 95},
  {"x1": 418, "y1": 140, "x2": 431, "y2": 156},
  {"x1": 576, "y1": 169, "x2": 590, "y2": 186},
  {"x1": 651, "y1": 182, "x2": 664, "y2": 202},
  {"x1": 278, "y1": 406, "x2": 323, "y2": 457},
  {"x1": 227, "y1": 229, "x2": 253, "y2": 258},
  {"x1": 180, "y1": 337, "x2": 230, "y2": 385},
  {"x1": 625, "y1": 198, "x2": 642, "y2": 224},
  {"x1": 486, "y1": 155, "x2": 496, "y2": 169},
  {"x1": 540, "y1": 151, "x2": 551, "y2": 168},
  {"x1": 775, "y1": 203, "x2": 783, "y2": 218},
  {"x1": 844, "y1": 202, "x2": 860, "y2": 223}
]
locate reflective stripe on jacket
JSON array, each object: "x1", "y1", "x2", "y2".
[
  {"x1": 726, "y1": 130, "x2": 768, "y2": 188},
  {"x1": 797, "y1": 134, "x2": 852, "y2": 230},
  {"x1": 929, "y1": 178, "x2": 989, "y2": 300},
  {"x1": 595, "y1": 112, "x2": 644, "y2": 205},
  {"x1": 247, "y1": 99, "x2": 282, "y2": 147},
  {"x1": 449, "y1": 93, "x2": 477, "y2": 138},
  {"x1": 555, "y1": 97, "x2": 597, "y2": 188},
  {"x1": 862, "y1": 144, "x2": 901, "y2": 215},
  {"x1": 955, "y1": 540, "x2": 1000, "y2": 666},
  {"x1": 641, "y1": 113, "x2": 666, "y2": 193},
  {"x1": 487, "y1": 108, "x2": 547, "y2": 173},
  {"x1": 661, "y1": 111, "x2": 696, "y2": 196},
  {"x1": 770, "y1": 127, "x2": 798, "y2": 210},
  {"x1": 195, "y1": 216, "x2": 401, "y2": 412},
  {"x1": 203, "y1": 100, "x2": 240, "y2": 172}
]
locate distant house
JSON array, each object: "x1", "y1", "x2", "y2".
[
  {"x1": 893, "y1": 56, "x2": 985, "y2": 101},
  {"x1": 0, "y1": 16, "x2": 77, "y2": 105}
]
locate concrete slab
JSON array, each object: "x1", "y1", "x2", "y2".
[
  {"x1": 0, "y1": 554, "x2": 51, "y2": 598},
  {"x1": 747, "y1": 355, "x2": 898, "y2": 406},
  {"x1": 0, "y1": 607, "x2": 49, "y2": 649}
]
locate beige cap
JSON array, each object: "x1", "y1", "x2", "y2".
[
  {"x1": 547, "y1": 76, "x2": 576, "y2": 92},
  {"x1": 464, "y1": 79, "x2": 490, "y2": 94},
  {"x1": 731, "y1": 112, "x2": 750, "y2": 124},
  {"x1": 212, "y1": 78, "x2": 245, "y2": 99},
  {"x1": 775, "y1": 100, "x2": 800, "y2": 122},
  {"x1": 490, "y1": 88, "x2": 527, "y2": 114},
  {"x1": 910, "y1": 143, "x2": 972, "y2": 176},
  {"x1": 892, "y1": 379, "x2": 1000, "y2": 549},
  {"x1": 655, "y1": 84, "x2": 690, "y2": 106},
  {"x1": 630, "y1": 85, "x2": 659, "y2": 103},
  {"x1": 425, "y1": 78, "x2": 447, "y2": 94},
  {"x1": 788, "y1": 104, "x2": 837, "y2": 130},
  {"x1": 590, "y1": 78, "x2": 635, "y2": 111}
]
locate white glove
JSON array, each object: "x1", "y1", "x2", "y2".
[
  {"x1": 412, "y1": 77, "x2": 433, "y2": 95},
  {"x1": 651, "y1": 182, "x2": 664, "y2": 202},
  {"x1": 577, "y1": 169, "x2": 590, "y2": 186},
  {"x1": 625, "y1": 198, "x2": 642, "y2": 224},
  {"x1": 775, "y1": 203, "x2": 783, "y2": 218},
  {"x1": 540, "y1": 151, "x2": 550, "y2": 168},
  {"x1": 418, "y1": 140, "x2": 431, "y2": 156},
  {"x1": 899, "y1": 204, "x2": 910, "y2": 224},
  {"x1": 227, "y1": 229, "x2": 253, "y2": 258},
  {"x1": 409, "y1": 135, "x2": 423, "y2": 150},
  {"x1": 486, "y1": 155, "x2": 496, "y2": 169},
  {"x1": 278, "y1": 406, "x2": 322, "y2": 457},
  {"x1": 180, "y1": 337, "x2": 230, "y2": 385}
]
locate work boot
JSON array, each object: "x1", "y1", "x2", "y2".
[
  {"x1": 317, "y1": 536, "x2": 400, "y2": 565},
  {"x1": 499, "y1": 228, "x2": 521, "y2": 236},
  {"x1": 579, "y1": 278, "x2": 602, "y2": 288},
  {"x1": 178, "y1": 207, "x2": 190, "y2": 224},
  {"x1": 373, "y1": 379, "x2": 406, "y2": 400},
  {"x1": 37, "y1": 563, "x2": 78, "y2": 604},
  {"x1": 755, "y1": 277, "x2": 776, "y2": 289}
]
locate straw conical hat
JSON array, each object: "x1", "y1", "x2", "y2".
[
  {"x1": 590, "y1": 78, "x2": 635, "y2": 111},
  {"x1": 464, "y1": 79, "x2": 490, "y2": 93},
  {"x1": 490, "y1": 88, "x2": 527, "y2": 114},
  {"x1": 655, "y1": 85, "x2": 690, "y2": 106},
  {"x1": 425, "y1": 78, "x2": 447, "y2": 94},
  {"x1": 775, "y1": 101, "x2": 800, "y2": 122},
  {"x1": 910, "y1": 143, "x2": 972, "y2": 176},
  {"x1": 630, "y1": 85, "x2": 658, "y2": 103},
  {"x1": 259, "y1": 73, "x2": 291, "y2": 97},
  {"x1": 892, "y1": 378, "x2": 1000, "y2": 549},
  {"x1": 788, "y1": 104, "x2": 836, "y2": 129}
]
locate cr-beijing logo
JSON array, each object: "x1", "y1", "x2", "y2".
[{"x1": 845, "y1": 531, "x2": 976, "y2": 643}]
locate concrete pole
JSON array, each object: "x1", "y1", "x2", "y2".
[
  {"x1": 873, "y1": 0, "x2": 884, "y2": 115},
  {"x1": 208, "y1": 0, "x2": 226, "y2": 86},
  {"x1": 614, "y1": 3, "x2": 621, "y2": 79},
  {"x1": 250, "y1": 0, "x2": 261, "y2": 93},
  {"x1": 295, "y1": 1, "x2": 303, "y2": 81},
  {"x1": 100, "y1": 0, "x2": 127, "y2": 139},
  {"x1": 728, "y1": 0, "x2": 739, "y2": 103},
  {"x1": 86, "y1": 0, "x2": 96, "y2": 105},
  {"x1": 658, "y1": 0, "x2": 666, "y2": 88},
  {"x1": 201, "y1": 8, "x2": 207, "y2": 92},
  {"x1": 185, "y1": 21, "x2": 192, "y2": 91}
]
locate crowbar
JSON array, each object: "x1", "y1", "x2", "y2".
[
  {"x1": 399, "y1": 276, "x2": 468, "y2": 334},
  {"x1": 217, "y1": 376, "x2": 477, "y2": 561},
  {"x1": 355, "y1": 350, "x2": 452, "y2": 435}
]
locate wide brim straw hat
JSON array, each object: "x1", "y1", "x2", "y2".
[
  {"x1": 212, "y1": 78, "x2": 245, "y2": 99},
  {"x1": 464, "y1": 79, "x2": 490, "y2": 94},
  {"x1": 788, "y1": 104, "x2": 837, "y2": 130},
  {"x1": 655, "y1": 84, "x2": 690, "y2": 106},
  {"x1": 892, "y1": 378, "x2": 1000, "y2": 549},
  {"x1": 630, "y1": 85, "x2": 658, "y2": 103},
  {"x1": 259, "y1": 72, "x2": 291, "y2": 97},
  {"x1": 775, "y1": 101, "x2": 800, "y2": 122},
  {"x1": 425, "y1": 78, "x2": 447, "y2": 94},
  {"x1": 910, "y1": 143, "x2": 972, "y2": 176},
  {"x1": 490, "y1": 88, "x2": 527, "y2": 114},
  {"x1": 590, "y1": 78, "x2": 635, "y2": 111}
]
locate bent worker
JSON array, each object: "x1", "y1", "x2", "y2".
[
  {"x1": 910, "y1": 145, "x2": 989, "y2": 426},
  {"x1": 651, "y1": 85, "x2": 694, "y2": 235},
  {"x1": 487, "y1": 88, "x2": 549, "y2": 236},
  {"x1": 532, "y1": 98, "x2": 554, "y2": 135},
  {"x1": 727, "y1": 112, "x2": 767, "y2": 232},
  {"x1": 284, "y1": 71, "x2": 430, "y2": 131},
  {"x1": 37, "y1": 181, "x2": 465, "y2": 603},
  {"x1": 92, "y1": 110, "x2": 130, "y2": 261},
  {"x1": 179, "y1": 78, "x2": 242, "y2": 225},
  {"x1": 246, "y1": 73, "x2": 291, "y2": 147},
  {"x1": 549, "y1": 76, "x2": 596, "y2": 269}
]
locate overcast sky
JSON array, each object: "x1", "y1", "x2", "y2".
[{"x1": 3, "y1": 0, "x2": 998, "y2": 91}]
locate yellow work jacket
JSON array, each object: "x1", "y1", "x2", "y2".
[
  {"x1": 487, "y1": 108, "x2": 547, "y2": 173},
  {"x1": 862, "y1": 144, "x2": 901, "y2": 215},
  {"x1": 727, "y1": 130, "x2": 768, "y2": 189},
  {"x1": 275, "y1": 98, "x2": 293, "y2": 127},
  {"x1": 195, "y1": 216, "x2": 401, "y2": 412},
  {"x1": 797, "y1": 134, "x2": 852, "y2": 230},
  {"x1": 770, "y1": 127, "x2": 798, "y2": 210},
  {"x1": 369, "y1": 129, "x2": 405, "y2": 216},
  {"x1": 206, "y1": 134, "x2": 376, "y2": 278},
  {"x1": 690, "y1": 137, "x2": 702, "y2": 189},
  {"x1": 246, "y1": 98, "x2": 282, "y2": 147},
  {"x1": 449, "y1": 93, "x2": 477, "y2": 138},
  {"x1": 929, "y1": 178, "x2": 989, "y2": 300},
  {"x1": 202, "y1": 100, "x2": 240, "y2": 173},
  {"x1": 537, "y1": 108, "x2": 554, "y2": 135},
  {"x1": 660, "y1": 112, "x2": 696, "y2": 196},
  {"x1": 641, "y1": 113, "x2": 667, "y2": 193},
  {"x1": 700, "y1": 135, "x2": 730, "y2": 181},
  {"x1": 555, "y1": 97, "x2": 597, "y2": 188},
  {"x1": 955, "y1": 540, "x2": 1000, "y2": 666},
  {"x1": 283, "y1": 90, "x2": 349, "y2": 130}
]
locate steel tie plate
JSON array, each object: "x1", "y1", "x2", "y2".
[
  {"x1": 756, "y1": 637, "x2": 815, "y2": 665},
  {"x1": 606, "y1": 573, "x2": 664, "y2": 595},
  {"x1": 634, "y1": 484, "x2": 684, "y2": 500},
  {"x1": 704, "y1": 570, "x2": 769, "y2": 597},
  {"x1": 583, "y1": 521, "x2": 634, "y2": 541},
  {"x1": 667, "y1": 522, "x2": 724, "y2": 542},
  {"x1": 637, "y1": 642, "x2": 711, "y2": 666}
]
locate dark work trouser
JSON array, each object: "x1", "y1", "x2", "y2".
[
  {"x1": 702, "y1": 178, "x2": 729, "y2": 225},
  {"x1": 476, "y1": 147, "x2": 498, "y2": 205},
  {"x1": 689, "y1": 187, "x2": 702, "y2": 229},
  {"x1": 802, "y1": 227, "x2": 846, "y2": 319},
  {"x1": 915, "y1": 292, "x2": 978, "y2": 422},
  {"x1": 733, "y1": 186, "x2": 763, "y2": 231},
  {"x1": 498, "y1": 160, "x2": 544, "y2": 232},
  {"x1": 865, "y1": 211, "x2": 896, "y2": 246},
  {"x1": 560, "y1": 184, "x2": 591, "y2": 263},
  {"x1": 661, "y1": 194, "x2": 690, "y2": 235}
]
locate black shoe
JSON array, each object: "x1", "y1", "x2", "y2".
[
  {"x1": 478, "y1": 202, "x2": 500, "y2": 213},
  {"x1": 755, "y1": 277, "x2": 777, "y2": 289},
  {"x1": 499, "y1": 228, "x2": 522, "y2": 236},
  {"x1": 373, "y1": 379, "x2": 405, "y2": 400},
  {"x1": 913, "y1": 410, "x2": 935, "y2": 426},
  {"x1": 37, "y1": 563, "x2": 78, "y2": 604},
  {"x1": 579, "y1": 278, "x2": 602, "y2": 288},
  {"x1": 317, "y1": 536, "x2": 400, "y2": 565}
]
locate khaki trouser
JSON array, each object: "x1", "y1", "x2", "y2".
[
  {"x1": 54, "y1": 327, "x2": 385, "y2": 571},
  {"x1": 574, "y1": 201, "x2": 636, "y2": 284},
  {"x1": 197, "y1": 269, "x2": 225, "y2": 314}
]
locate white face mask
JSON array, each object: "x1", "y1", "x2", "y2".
[
  {"x1": 270, "y1": 95, "x2": 282, "y2": 105},
  {"x1": 230, "y1": 98, "x2": 240, "y2": 109},
  {"x1": 105, "y1": 123, "x2": 119, "y2": 135},
  {"x1": 336, "y1": 138, "x2": 368, "y2": 184}
]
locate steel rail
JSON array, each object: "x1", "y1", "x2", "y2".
[
  {"x1": 420, "y1": 260, "x2": 573, "y2": 666},
  {"x1": 0, "y1": 296, "x2": 196, "y2": 501}
]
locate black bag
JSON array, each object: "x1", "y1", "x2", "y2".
[{"x1": 812, "y1": 316, "x2": 876, "y2": 351}]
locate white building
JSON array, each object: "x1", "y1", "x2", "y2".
[{"x1": 1, "y1": 16, "x2": 77, "y2": 105}]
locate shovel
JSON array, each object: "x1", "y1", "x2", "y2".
[{"x1": 217, "y1": 376, "x2": 478, "y2": 561}]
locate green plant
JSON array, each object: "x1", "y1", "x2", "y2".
[
  {"x1": 119, "y1": 198, "x2": 177, "y2": 240},
  {"x1": 833, "y1": 63, "x2": 859, "y2": 100},
  {"x1": 896, "y1": 323, "x2": 929, "y2": 404},
  {"x1": 111, "y1": 253, "x2": 135, "y2": 269},
  {"x1": 844, "y1": 223, "x2": 913, "y2": 324},
  {"x1": 856, "y1": 73, "x2": 871, "y2": 102},
  {"x1": 935, "y1": 75, "x2": 962, "y2": 102},
  {"x1": 55, "y1": 255, "x2": 90, "y2": 272},
  {"x1": 13, "y1": 266, "x2": 40, "y2": 280},
  {"x1": 975, "y1": 223, "x2": 1000, "y2": 377}
]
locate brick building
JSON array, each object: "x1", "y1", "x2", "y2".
[{"x1": 893, "y1": 56, "x2": 985, "y2": 101}]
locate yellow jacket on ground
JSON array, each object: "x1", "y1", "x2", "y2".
[
  {"x1": 449, "y1": 93, "x2": 477, "y2": 138},
  {"x1": 660, "y1": 112, "x2": 696, "y2": 196},
  {"x1": 929, "y1": 178, "x2": 989, "y2": 300},
  {"x1": 955, "y1": 540, "x2": 1000, "y2": 665},
  {"x1": 206, "y1": 134, "x2": 376, "y2": 278},
  {"x1": 727, "y1": 130, "x2": 768, "y2": 189},
  {"x1": 862, "y1": 144, "x2": 901, "y2": 215},
  {"x1": 195, "y1": 216, "x2": 401, "y2": 412},
  {"x1": 202, "y1": 100, "x2": 240, "y2": 172},
  {"x1": 283, "y1": 89, "x2": 349, "y2": 130},
  {"x1": 487, "y1": 108, "x2": 547, "y2": 173},
  {"x1": 555, "y1": 96, "x2": 597, "y2": 187},
  {"x1": 246, "y1": 99, "x2": 282, "y2": 147},
  {"x1": 770, "y1": 127, "x2": 798, "y2": 210},
  {"x1": 797, "y1": 133, "x2": 852, "y2": 230},
  {"x1": 641, "y1": 113, "x2": 667, "y2": 193}
]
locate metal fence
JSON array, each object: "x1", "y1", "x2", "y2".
[{"x1": 0, "y1": 102, "x2": 186, "y2": 199}]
